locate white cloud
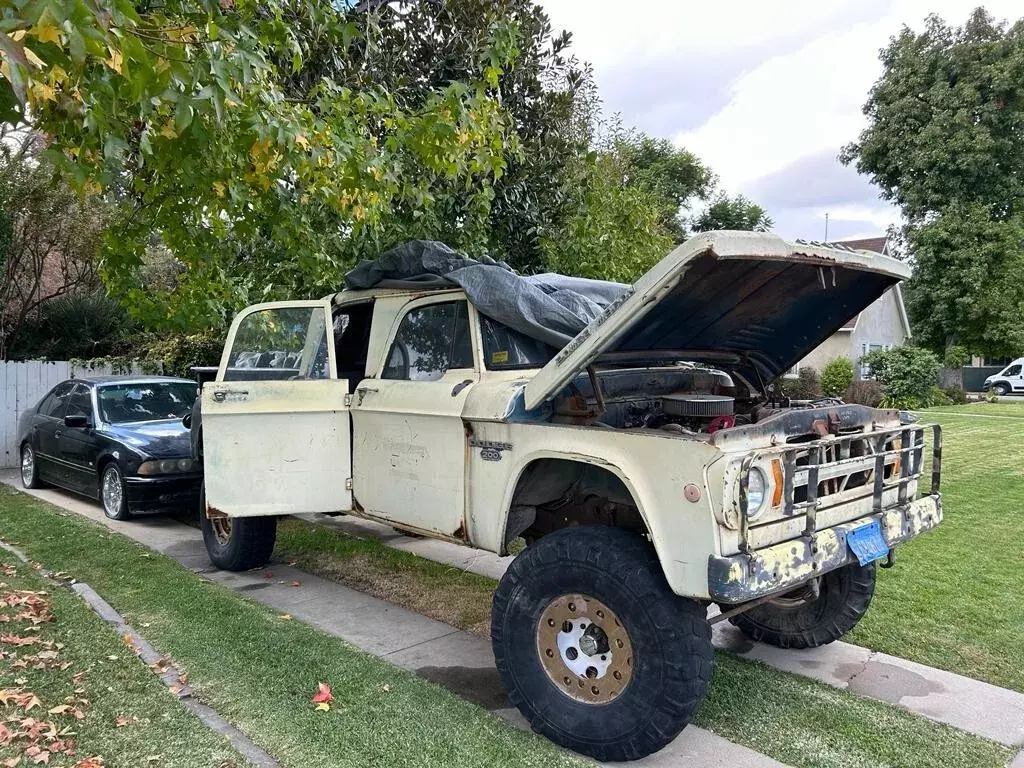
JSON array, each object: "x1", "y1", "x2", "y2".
[{"x1": 541, "y1": 0, "x2": 1024, "y2": 238}]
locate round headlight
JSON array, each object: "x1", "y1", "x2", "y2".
[
  {"x1": 177, "y1": 458, "x2": 193, "y2": 472},
  {"x1": 744, "y1": 467, "x2": 768, "y2": 519}
]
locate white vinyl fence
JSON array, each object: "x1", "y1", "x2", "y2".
[{"x1": 0, "y1": 360, "x2": 137, "y2": 469}]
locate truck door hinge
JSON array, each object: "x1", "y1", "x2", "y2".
[
  {"x1": 345, "y1": 477, "x2": 353, "y2": 491},
  {"x1": 343, "y1": 394, "x2": 353, "y2": 407}
]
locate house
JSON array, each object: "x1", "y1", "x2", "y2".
[{"x1": 792, "y1": 236, "x2": 912, "y2": 378}]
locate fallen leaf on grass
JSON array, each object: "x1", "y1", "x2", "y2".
[
  {"x1": 73, "y1": 758, "x2": 105, "y2": 768},
  {"x1": 311, "y1": 682, "x2": 332, "y2": 709},
  {"x1": 381, "y1": 684, "x2": 390, "y2": 693},
  {"x1": 278, "y1": 614, "x2": 292, "y2": 621}
]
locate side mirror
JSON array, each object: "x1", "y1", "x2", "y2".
[
  {"x1": 64, "y1": 414, "x2": 90, "y2": 429},
  {"x1": 182, "y1": 413, "x2": 192, "y2": 429}
]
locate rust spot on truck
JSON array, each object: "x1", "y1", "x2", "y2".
[{"x1": 206, "y1": 505, "x2": 228, "y2": 520}]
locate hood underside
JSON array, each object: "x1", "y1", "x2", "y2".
[{"x1": 523, "y1": 231, "x2": 910, "y2": 410}]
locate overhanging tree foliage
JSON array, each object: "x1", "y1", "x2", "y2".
[{"x1": 842, "y1": 8, "x2": 1024, "y2": 357}]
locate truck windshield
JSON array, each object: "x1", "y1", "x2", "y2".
[
  {"x1": 98, "y1": 382, "x2": 197, "y2": 424},
  {"x1": 479, "y1": 314, "x2": 556, "y2": 370}
]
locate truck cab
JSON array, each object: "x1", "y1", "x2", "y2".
[{"x1": 196, "y1": 231, "x2": 942, "y2": 762}]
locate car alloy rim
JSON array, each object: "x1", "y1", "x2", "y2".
[
  {"x1": 102, "y1": 468, "x2": 123, "y2": 517},
  {"x1": 536, "y1": 593, "x2": 634, "y2": 705},
  {"x1": 21, "y1": 447, "x2": 34, "y2": 486},
  {"x1": 211, "y1": 517, "x2": 232, "y2": 546}
]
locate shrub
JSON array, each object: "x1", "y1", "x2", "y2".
[
  {"x1": 845, "y1": 379, "x2": 884, "y2": 407},
  {"x1": 928, "y1": 385, "x2": 953, "y2": 406},
  {"x1": 8, "y1": 293, "x2": 136, "y2": 360},
  {"x1": 821, "y1": 357, "x2": 854, "y2": 397},
  {"x1": 860, "y1": 345, "x2": 941, "y2": 409},
  {"x1": 143, "y1": 332, "x2": 225, "y2": 379},
  {"x1": 777, "y1": 367, "x2": 822, "y2": 399},
  {"x1": 943, "y1": 345, "x2": 970, "y2": 369},
  {"x1": 941, "y1": 385, "x2": 968, "y2": 404}
]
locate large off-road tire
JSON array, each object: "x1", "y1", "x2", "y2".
[
  {"x1": 492, "y1": 526, "x2": 713, "y2": 762},
  {"x1": 729, "y1": 561, "x2": 876, "y2": 649},
  {"x1": 199, "y1": 484, "x2": 277, "y2": 571}
]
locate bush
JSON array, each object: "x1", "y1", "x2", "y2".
[
  {"x1": 143, "y1": 332, "x2": 225, "y2": 379},
  {"x1": 8, "y1": 293, "x2": 137, "y2": 360},
  {"x1": 821, "y1": 357, "x2": 854, "y2": 397},
  {"x1": 928, "y1": 385, "x2": 953, "y2": 406},
  {"x1": 943, "y1": 345, "x2": 970, "y2": 369},
  {"x1": 777, "y1": 367, "x2": 822, "y2": 399},
  {"x1": 941, "y1": 385, "x2": 968, "y2": 404},
  {"x1": 860, "y1": 345, "x2": 941, "y2": 409},
  {"x1": 845, "y1": 379, "x2": 885, "y2": 407}
]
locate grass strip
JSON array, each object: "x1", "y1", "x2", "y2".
[
  {"x1": 0, "y1": 487, "x2": 590, "y2": 768},
  {"x1": 846, "y1": 405, "x2": 1024, "y2": 692},
  {"x1": 0, "y1": 549, "x2": 246, "y2": 768},
  {"x1": 2, "y1": 488, "x2": 1002, "y2": 768}
]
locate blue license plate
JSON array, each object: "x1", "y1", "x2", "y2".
[{"x1": 846, "y1": 520, "x2": 889, "y2": 566}]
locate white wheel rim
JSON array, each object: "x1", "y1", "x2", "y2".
[
  {"x1": 102, "y1": 468, "x2": 123, "y2": 517},
  {"x1": 21, "y1": 447, "x2": 34, "y2": 486}
]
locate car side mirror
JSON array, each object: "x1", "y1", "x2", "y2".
[
  {"x1": 64, "y1": 414, "x2": 90, "y2": 429},
  {"x1": 181, "y1": 413, "x2": 192, "y2": 429}
]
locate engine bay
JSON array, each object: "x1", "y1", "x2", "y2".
[{"x1": 552, "y1": 365, "x2": 847, "y2": 438}]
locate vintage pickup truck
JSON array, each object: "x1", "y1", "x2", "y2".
[{"x1": 195, "y1": 231, "x2": 942, "y2": 761}]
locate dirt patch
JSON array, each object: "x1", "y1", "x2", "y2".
[{"x1": 284, "y1": 549, "x2": 494, "y2": 636}]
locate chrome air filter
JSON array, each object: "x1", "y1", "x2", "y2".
[{"x1": 661, "y1": 393, "x2": 734, "y2": 418}]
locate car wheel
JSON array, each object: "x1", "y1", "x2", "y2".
[
  {"x1": 994, "y1": 383, "x2": 1010, "y2": 396},
  {"x1": 729, "y1": 561, "x2": 876, "y2": 649},
  {"x1": 200, "y1": 484, "x2": 277, "y2": 571},
  {"x1": 20, "y1": 443, "x2": 43, "y2": 489},
  {"x1": 100, "y1": 463, "x2": 132, "y2": 521},
  {"x1": 491, "y1": 526, "x2": 713, "y2": 762}
]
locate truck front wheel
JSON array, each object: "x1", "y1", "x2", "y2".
[
  {"x1": 729, "y1": 561, "x2": 876, "y2": 648},
  {"x1": 199, "y1": 484, "x2": 277, "y2": 571},
  {"x1": 491, "y1": 526, "x2": 713, "y2": 762}
]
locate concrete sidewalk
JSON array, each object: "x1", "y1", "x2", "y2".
[{"x1": 0, "y1": 474, "x2": 783, "y2": 768}]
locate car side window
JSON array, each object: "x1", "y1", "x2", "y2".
[
  {"x1": 382, "y1": 301, "x2": 474, "y2": 381},
  {"x1": 1005, "y1": 364, "x2": 1022, "y2": 377},
  {"x1": 225, "y1": 305, "x2": 331, "y2": 381},
  {"x1": 40, "y1": 382, "x2": 73, "y2": 419},
  {"x1": 66, "y1": 384, "x2": 93, "y2": 419}
]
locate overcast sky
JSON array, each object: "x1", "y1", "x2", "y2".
[{"x1": 541, "y1": 0, "x2": 1022, "y2": 241}]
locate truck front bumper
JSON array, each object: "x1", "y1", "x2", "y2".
[{"x1": 707, "y1": 494, "x2": 942, "y2": 604}]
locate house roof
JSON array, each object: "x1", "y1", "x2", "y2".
[
  {"x1": 835, "y1": 236, "x2": 888, "y2": 254},
  {"x1": 839, "y1": 313, "x2": 860, "y2": 331}
]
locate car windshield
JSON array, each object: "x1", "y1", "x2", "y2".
[{"x1": 97, "y1": 382, "x2": 197, "y2": 424}]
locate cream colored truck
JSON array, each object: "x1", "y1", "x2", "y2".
[{"x1": 195, "y1": 231, "x2": 942, "y2": 761}]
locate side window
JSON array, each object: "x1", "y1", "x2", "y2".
[
  {"x1": 66, "y1": 384, "x2": 93, "y2": 419},
  {"x1": 479, "y1": 315, "x2": 555, "y2": 370},
  {"x1": 382, "y1": 301, "x2": 474, "y2": 381},
  {"x1": 225, "y1": 306, "x2": 330, "y2": 381},
  {"x1": 1005, "y1": 364, "x2": 1022, "y2": 377},
  {"x1": 41, "y1": 382, "x2": 73, "y2": 419}
]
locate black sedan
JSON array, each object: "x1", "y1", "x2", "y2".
[{"x1": 17, "y1": 376, "x2": 202, "y2": 520}]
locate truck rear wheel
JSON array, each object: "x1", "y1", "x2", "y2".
[
  {"x1": 491, "y1": 526, "x2": 713, "y2": 762},
  {"x1": 729, "y1": 561, "x2": 876, "y2": 648},
  {"x1": 199, "y1": 484, "x2": 277, "y2": 571}
]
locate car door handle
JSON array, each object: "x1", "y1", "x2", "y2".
[
  {"x1": 451, "y1": 379, "x2": 473, "y2": 397},
  {"x1": 55, "y1": 430, "x2": 62, "y2": 438}
]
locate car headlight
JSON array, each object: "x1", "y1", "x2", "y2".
[
  {"x1": 743, "y1": 467, "x2": 769, "y2": 520},
  {"x1": 138, "y1": 458, "x2": 198, "y2": 476}
]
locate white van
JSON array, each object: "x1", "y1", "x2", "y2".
[{"x1": 983, "y1": 358, "x2": 1024, "y2": 395}]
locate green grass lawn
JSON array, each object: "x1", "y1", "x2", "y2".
[
  {"x1": 845, "y1": 402, "x2": 1024, "y2": 692},
  {"x1": 0, "y1": 552, "x2": 245, "y2": 768},
  {"x1": 0, "y1": 490, "x2": 1014, "y2": 767},
  {"x1": 0, "y1": 487, "x2": 593, "y2": 768}
]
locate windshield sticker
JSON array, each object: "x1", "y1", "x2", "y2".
[{"x1": 491, "y1": 350, "x2": 509, "y2": 364}]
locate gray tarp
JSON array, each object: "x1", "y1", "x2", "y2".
[{"x1": 344, "y1": 240, "x2": 629, "y2": 349}]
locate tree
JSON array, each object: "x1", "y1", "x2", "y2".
[
  {"x1": 842, "y1": 8, "x2": 1024, "y2": 358},
  {"x1": 0, "y1": 126, "x2": 108, "y2": 358},
  {"x1": 691, "y1": 193, "x2": 773, "y2": 233},
  {"x1": 1, "y1": 0, "x2": 517, "y2": 330}
]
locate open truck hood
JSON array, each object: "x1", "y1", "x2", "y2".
[{"x1": 523, "y1": 231, "x2": 911, "y2": 411}]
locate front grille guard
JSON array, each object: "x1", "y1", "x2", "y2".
[{"x1": 736, "y1": 423, "x2": 942, "y2": 558}]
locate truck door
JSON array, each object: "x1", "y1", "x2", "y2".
[
  {"x1": 201, "y1": 300, "x2": 353, "y2": 517},
  {"x1": 350, "y1": 296, "x2": 477, "y2": 538}
]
